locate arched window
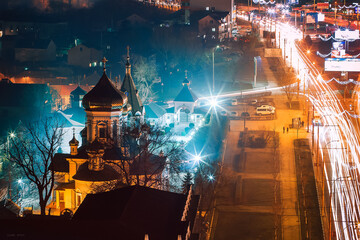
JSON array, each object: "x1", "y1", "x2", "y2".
[{"x1": 97, "y1": 122, "x2": 107, "y2": 139}]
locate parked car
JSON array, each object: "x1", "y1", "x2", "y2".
[
  {"x1": 256, "y1": 106, "x2": 275, "y2": 115},
  {"x1": 241, "y1": 112, "x2": 250, "y2": 118},
  {"x1": 249, "y1": 99, "x2": 258, "y2": 105},
  {"x1": 230, "y1": 111, "x2": 238, "y2": 116},
  {"x1": 220, "y1": 110, "x2": 227, "y2": 116}
]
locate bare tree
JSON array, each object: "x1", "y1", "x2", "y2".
[
  {"x1": 282, "y1": 72, "x2": 297, "y2": 109},
  {"x1": 131, "y1": 55, "x2": 158, "y2": 103},
  {"x1": 193, "y1": 160, "x2": 223, "y2": 240},
  {"x1": 92, "y1": 122, "x2": 184, "y2": 192},
  {"x1": 9, "y1": 117, "x2": 65, "y2": 215}
]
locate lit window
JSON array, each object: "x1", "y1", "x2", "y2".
[
  {"x1": 206, "y1": 7, "x2": 209, "y2": 10},
  {"x1": 212, "y1": 28, "x2": 216, "y2": 32}
]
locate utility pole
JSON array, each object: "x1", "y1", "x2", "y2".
[{"x1": 335, "y1": 1, "x2": 337, "y2": 27}]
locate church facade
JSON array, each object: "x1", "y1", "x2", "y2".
[{"x1": 49, "y1": 55, "x2": 165, "y2": 215}]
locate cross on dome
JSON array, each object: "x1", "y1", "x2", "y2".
[{"x1": 101, "y1": 57, "x2": 108, "y2": 72}]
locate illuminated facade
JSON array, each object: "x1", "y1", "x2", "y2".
[{"x1": 50, "y1": 57, "x2": 163, "y2": 215}]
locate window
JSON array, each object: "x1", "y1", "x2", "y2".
[
  {"x1": 99, "y1": 127, "x2": 106, "y2": 138},
  {"x1": 76, "y1": 194, "x2": 82, "y2": 207},
  {"x1": 206, "y1": 6, "x2": 209, "y2": 10},
  {"x1": 212, "y1": 28, "x2": 216, "y2": 32},
  {"x1": 98, "y1": 122, "x2": 107, "y2": 138},
  {"x1": 59, "y1": 191, "x2": 64, "y2": 201}
]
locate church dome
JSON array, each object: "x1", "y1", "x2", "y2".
[
  {"x1": 71, "y1": 85, "x2": 87, "y2": 96},
  {"x1": 82, "y1": 72, "x2": 127, "y2": 111}
]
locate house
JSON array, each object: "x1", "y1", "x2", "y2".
[
  {"x1": 190, "y1": 0, "x2": 235, "y2": 23},
  {"x1": 14, "y1": 39, "x2": 56, "y2": 62},
  {"x1": 198, "y1": 11, "x2": 232, "y2": 42},
  {"x1": 67, "y1": 44, "x2": 102, "y2": 68}
]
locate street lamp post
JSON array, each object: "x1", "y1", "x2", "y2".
[
  {"x1": 212, "y1": 45, "x2": 220, "y2": 94},
  {"x1": 7, "y1": 132, "x2": 15, "y2": 200}
]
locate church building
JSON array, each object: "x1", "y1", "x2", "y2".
[{"x1": 49, "y1": 54, "x2": 165, "y2": 215}]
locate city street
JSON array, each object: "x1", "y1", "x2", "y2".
[{"x1": 211, "y1": 94, "x2": 309, "y2": 239}]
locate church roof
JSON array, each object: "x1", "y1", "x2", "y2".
[
  {"x1": 70, "y1": 85, "x2": 87, "y2": 96},
  {"x1": 54, "y1": 181, "x2": 75, "y2": 191},
  {"x1": 120, "y1": 54, "x2": 143, "y2": 116},
  {"x1": 54, "y1": 111, "x2": 84, "y2": 128},
  {"x1": 174, "y1": 85, "x2": 198, "y2": 102},
  {"x1": 144, "y1": 103, "x2": 166, "y2": 119},
  {"x1": 82, "y1": 72, "x2": 127, "y2": 111},
  {"x1": 52, "y1": 153, "x2": 70, "y2": 173},
  {"x1": 72, "y1": 162, "x2": 120, "y2": 182},
  {"x1": 62, "y1": 107, "x2": 86, "y2": 124}
]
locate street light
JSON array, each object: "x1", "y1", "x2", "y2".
[
  {"x1": 7, "y1": 131, "x2": 16, "y2": 200},
  {"x1": 212, "y1": 45, "x2": 220, "y2": 94}
]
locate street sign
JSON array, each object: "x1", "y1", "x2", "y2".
[
  {"x1": 324, "y1": 58, "x2": 360, "y2": 72},
  {"x1": 334, "y1": 30, "x2": 360, "y2": 40}
]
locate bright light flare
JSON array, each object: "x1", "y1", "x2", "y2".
[
  {"x1": 209, "y1": 98, "x2": 218, "y2": 108},
  {"x1": 208, "y1": 175, "x2": 214, "y2": 181},
  {"x1": 193, "y1": 155, "x2": 201, "y2": 163}
]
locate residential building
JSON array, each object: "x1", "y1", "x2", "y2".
[
  {"x1": 67, "y1": 44, "x2": 102, "y2": 68},
  {"x1": 190, "y1": 0, "x2": 235, "y2": 23},
  {"x1": 14, "y1": 39, "x2": 56, "y2": 63},
  {"x1": 198, "y1": 11, "x2": 232, "y2": 42}
]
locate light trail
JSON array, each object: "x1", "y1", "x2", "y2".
[
  {"x1": 293, "y1": 27, "x2": 360, "y2": 240},
  {"x1": 235, "y1": 9, "x2": 360, "y2": 238},
  {"x1": 252, "y1": 14, "x2": 360, "y2": 239}
]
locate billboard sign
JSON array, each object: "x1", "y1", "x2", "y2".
[
  {"x1": 325, "y1": 58, "x2": 360, "y2": 72},
  {"x1": 334, "y1": 30, "x2": 360, "y2": 40},
  {"x1": 306, "y1": 13, "x2": 316, "y2": 23},
  {"x1": 317, "y1": 2, "x2": 329, "y2": 9}
]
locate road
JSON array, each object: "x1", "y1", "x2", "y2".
[
  {"x1": 235, "y1": 9, "x2": 360, "y2": 239},
  {"x1": 210, "y1": 94, "x2": 304, "y2": 240}
]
